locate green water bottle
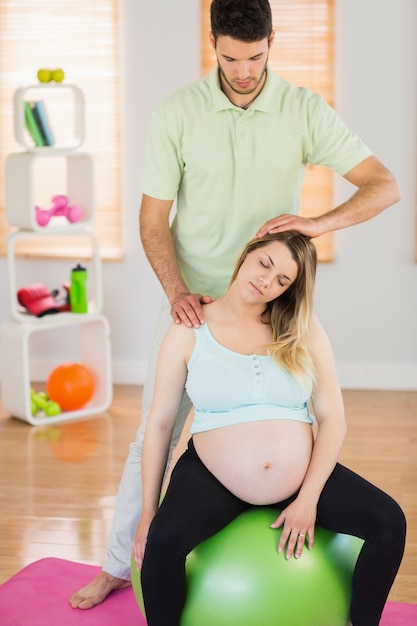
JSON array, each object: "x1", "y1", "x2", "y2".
[{"x1": 70, "y1": 263, "x2": 88, "y2": 313}]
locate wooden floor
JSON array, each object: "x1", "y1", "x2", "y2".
[{"x1": 0, "y1": 386, "x2": 416, "y2": 604}]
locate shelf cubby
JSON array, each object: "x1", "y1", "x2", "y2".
[
  {"x1": 5, "y1": 151, "x2": 95, "y2": 231},
  {"x1": 14, "y1": 83, "x2": 85, "y2": 151},
  {"x1": 0, "y1": 315, "x2": 112, "y2": 426}
]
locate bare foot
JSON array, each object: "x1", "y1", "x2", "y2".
[{"x1": 69, "y1": 570, "x2": 131, "y2": 609}]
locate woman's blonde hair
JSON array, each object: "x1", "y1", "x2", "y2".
[{"x1": 229, "y1": 231, "x2": 317, "y2": 387}]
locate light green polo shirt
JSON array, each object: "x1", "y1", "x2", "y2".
[{"x1": 141, "y1": 67, "x2": 372, "y2": 299}]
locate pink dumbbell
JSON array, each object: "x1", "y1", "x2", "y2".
[{"x1": 35, "y1": 195, "x2": 83, "y2": 227}]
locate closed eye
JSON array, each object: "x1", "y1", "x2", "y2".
[
  {"x1": 278, "y1": 276, "x2": 292, "y2": 288},
  {"x1": 260, "y1": 261, "x2": 286, "y2": 287}
]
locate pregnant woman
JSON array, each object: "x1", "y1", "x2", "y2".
[{"x1": 132, "y1": 231, "x2": 406, "y2": 626}]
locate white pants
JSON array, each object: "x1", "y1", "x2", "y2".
[{"x1": 103, "y1": 297, "x2": 192, "y2": 580}]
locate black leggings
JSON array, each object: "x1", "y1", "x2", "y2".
[{"x1": 141, "y1": 439, "x2": 406, "y2": 626}]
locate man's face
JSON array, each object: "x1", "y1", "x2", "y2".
[{"x1": 210, "y1": 33, "x2": 273, "y2": 101}]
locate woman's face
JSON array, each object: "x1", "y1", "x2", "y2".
[{"x1": 237, "y1": 241, "x2": 299, "y2": 304}]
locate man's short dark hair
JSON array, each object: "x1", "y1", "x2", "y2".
[{"x1": 210, "y1": 0, "x2": 273, "y2": 43}]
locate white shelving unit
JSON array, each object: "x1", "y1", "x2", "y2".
[{"x1": 0, "y1": 83, "x2": 113, "y2": 425}]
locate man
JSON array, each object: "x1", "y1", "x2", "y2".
[{"x1": 70, "y1": 0, "x2": 400, "y2": 610}]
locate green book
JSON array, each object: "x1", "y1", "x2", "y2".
[
  {"x1": 31, "y1": 100, "x2": 55, "y2": 146},
  {"x1": 24, "y1": 101, "x2": 44, "y2": 147}
]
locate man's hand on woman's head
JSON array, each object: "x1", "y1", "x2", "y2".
[{"x1": 256, "y1": 214, "x2": 322, "y2": 239}]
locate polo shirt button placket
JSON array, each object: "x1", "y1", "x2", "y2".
[{"x1": 236, "y1": 116, "x2": 247, "y2": 151}]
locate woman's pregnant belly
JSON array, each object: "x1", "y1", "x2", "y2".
[{"x1": 193, "y1": 420, "x2": 313, "y2": 505}]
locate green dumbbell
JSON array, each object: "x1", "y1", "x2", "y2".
[{"x1": 30, "y1": 388, "x2": 61, "y2": 417}]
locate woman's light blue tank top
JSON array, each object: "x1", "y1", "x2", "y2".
[{"x1": 186, "y1": 324, "x2": 313, "y2": 435}]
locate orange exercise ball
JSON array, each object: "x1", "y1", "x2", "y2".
[{"x1": 47, "y1": 362, "x2": 95, "y2": 411}]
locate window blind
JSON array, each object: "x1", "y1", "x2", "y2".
[
  {"x1": 201, "y1": 0, "x2": 335, "y2": 261},
  {"x1": 0, "y1": 0, "x2": 122, "y2": 260}
]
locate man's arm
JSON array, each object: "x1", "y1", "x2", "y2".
[
  {"x1": 255, "y1": 155, "x2": 401, "y2": 239},
  {"x1": 139, "y1": 194, "x2": 212, "y2": 327}
]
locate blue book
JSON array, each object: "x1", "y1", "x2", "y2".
[{"x1": 31, "y1": 100, "x2": 55, "y2": 146}]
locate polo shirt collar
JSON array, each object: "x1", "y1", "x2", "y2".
[{"x1": 209, "y1": 65, "x2": 278, "y2": 113}]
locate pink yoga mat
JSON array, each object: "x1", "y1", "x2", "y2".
[
  {"x1": 0, "y1": 558, "x2": 415, "y2": 626},
  {"x1": 0, "y1": 558, "x2": 144, "y2": 626}
]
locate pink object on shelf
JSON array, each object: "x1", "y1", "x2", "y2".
[{"x1": 35, "y1": 194, "x2": 83, "y2": 226}]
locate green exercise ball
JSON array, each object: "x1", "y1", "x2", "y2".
[{"x1": 131, "y1": 507, "x2": 363, "y2": 626}]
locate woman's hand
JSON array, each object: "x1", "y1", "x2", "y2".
[
  {"x1": 270, "y1": 499, "x2": 316, "y2": 560},
  {"x1": 132, "y1": 515, "x2": 154, "y2": 571}
]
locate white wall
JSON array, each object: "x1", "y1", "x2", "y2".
[
  {"x1": 318, "y1": 0, "x2": 417, "y2": 389},
  {"x1": 0, "y1": 0, "x2": 416, "y2": 391}
]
